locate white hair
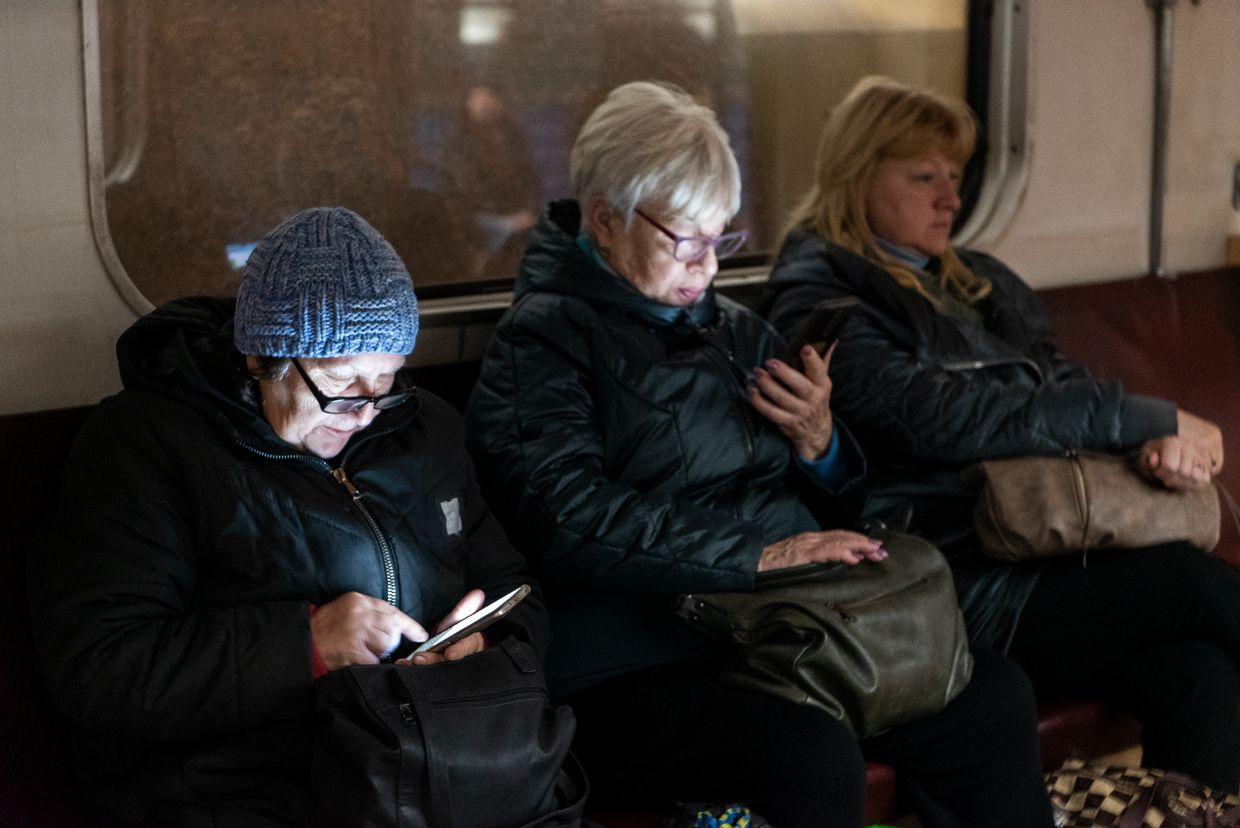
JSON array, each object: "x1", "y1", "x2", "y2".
[{"x1": 570, "y1": 81, "x2": 741, "y2": 227}]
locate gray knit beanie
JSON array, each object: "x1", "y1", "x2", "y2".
[{"x1": 234, "y1": 207, "x2": 419, "y2": 357}]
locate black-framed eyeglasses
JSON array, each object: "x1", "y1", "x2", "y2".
[
  {"x1": 633, "y1": 207, "x2": 750, "y2": 262},
  {"x1": 290, "y1": 357, "x2": 415, "y2": 414}
]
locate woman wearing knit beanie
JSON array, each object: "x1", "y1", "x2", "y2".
[{"x1": 27, "y1": 207, "x2": 557, "y2": 825}]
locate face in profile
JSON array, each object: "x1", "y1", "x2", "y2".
[
  {"x1": 253, "y1": 352, "x2": 406, "y2": 459},
  {"x1": 591, "y1": 201, "x2": 732, "y2": 307},
  {"x1": 865, "y1": 151, "x2": 963, "y2": 258}
]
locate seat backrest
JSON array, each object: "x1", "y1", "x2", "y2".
[
  {"x1": 0, "y1": 406, "x2": 96, "y2": 825},
  {"x1": 1040, "y1": 268, "x2": 1240, "y2": 565}
]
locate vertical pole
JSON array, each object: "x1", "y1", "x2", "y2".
[{"x1": 1147, "y1": 0, "x2": 1177, "y2": 278}]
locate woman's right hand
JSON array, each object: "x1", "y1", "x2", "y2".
[
  {"x1": 311, "y1": 592, "x2": 429, "y2": 671},
  {"x1": 757, "y1": 530, "x2": 887, "y2": 572},
  {"x1": 1139, "y1": 409, "x2": 1223, "y2": 491}
]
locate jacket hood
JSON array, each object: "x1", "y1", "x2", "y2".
[
  {"x1": 114, "y1": 296, "x2": 285, "y2": 446},
  {"x1": 515, "y1": 200, "x2": 718, "y2": 328},
  {"x1": 117, "y1": 297, "x2": 244, "y2": 405}
]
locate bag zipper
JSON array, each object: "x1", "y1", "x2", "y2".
[
  {"x1": 1063, "y1": 449, "x2": 1091, "y2": 564},
  {"x1": 388, "y1": 669, "x2": 417, "y2": 726},
  {"x1": 827, "y1": 574, "x2": 933, "y2": 623},
  {"x1": 430, "y1": 686, "x2": 547, "y2": 710}
]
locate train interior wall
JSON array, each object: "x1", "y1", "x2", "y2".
[{"x1": 3, "y1": 0, "x2": 1240, "y2": 417}]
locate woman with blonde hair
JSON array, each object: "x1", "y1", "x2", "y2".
[{"x1": 765, "y1": 75, "x2": 1240, "y2": 792}]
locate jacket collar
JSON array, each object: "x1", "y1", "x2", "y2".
[
  {"x1": 516, "y1": 200, "x2": 719, "y2": 329},
  {"x1": 769, "y1": 229, "x2": 1028, "y2": 363}
]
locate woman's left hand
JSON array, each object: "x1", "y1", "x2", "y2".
[
  {"x1": 748, "y1": 344, "x2": 834, "y2": 461},
  {"x1": 398, "y1": 589, "x2": 490, "y2": 666}
]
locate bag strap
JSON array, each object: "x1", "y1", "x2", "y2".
[
  {"x1": 393, "y1": 639, "x2": 538, "y2": 828},
  {"x1": 396, "y1": 671, "x2": 453, "y2": 828}
]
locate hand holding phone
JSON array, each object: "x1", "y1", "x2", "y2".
[
  {"x1": 412, "y1": 584, "x2": 531, "y2": 655},
  {"x1": 781, "y1": 296, "x2": 860, "y2": 370}
]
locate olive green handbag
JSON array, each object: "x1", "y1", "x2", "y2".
[{"x1": 673, "y1": 529, "x2": 973, "y2": 739}]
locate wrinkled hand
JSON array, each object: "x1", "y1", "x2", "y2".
[
  {"x1": 399, "y1": 589, "x2": 489, "y2": 666},
  {"x1": 311, "y1": 592, "x2": 428, "y2": 671},
  {"x1": 748, "y1": 344, "x2": 835, "y2": 461},
  {"x1": 757, "y1": 530, "x2": 888, "y2": 572},
  {"x1": 1139, "y1": 409, "x2": 1223, "y2": 491}
]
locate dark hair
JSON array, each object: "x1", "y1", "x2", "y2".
[{"x1": 218, "y1": 337, "x2": 292, "y2": 408}]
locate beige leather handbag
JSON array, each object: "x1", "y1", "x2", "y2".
[{"x1": 969, "y1": 453, "x2": 1220, "y2": 562}]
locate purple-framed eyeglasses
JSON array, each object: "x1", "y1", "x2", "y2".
[{"x1": 633, "y1": 207, "x2": 750, "y2": 262}]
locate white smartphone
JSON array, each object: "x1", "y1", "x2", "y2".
[{"x1": 411, "y1": 584, "x2": 531, "y2": 655}]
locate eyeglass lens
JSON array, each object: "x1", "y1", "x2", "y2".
[
  {"x1": 674, "y1": 233, "x2": 748, "y2": 262},
  {"x1": 292, "y1": 358, "x2": 413, "y2": 414},
  {"x1": 320, "y1": 390, "x2": 413, "y2": 414},
  {"x1": 634, "y1": 208, "x2": 748, "y2": 263}
]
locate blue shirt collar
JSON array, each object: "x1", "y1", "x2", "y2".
[
  {"x1": 876, "y1": 237, "x2": 931, "y2": 271},
  {"x1": 574, "y1": 234, "x2": 714, "y2": 327}
]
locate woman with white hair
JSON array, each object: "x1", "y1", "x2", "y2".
[{"x1": 467, "y1": 81, "x2": 1053, "y2": 827}]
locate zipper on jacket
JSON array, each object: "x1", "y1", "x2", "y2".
[
  {"x1": 940, "y1": 355, "x2": 1044, "y2": 385},
  {"x1": 331, "y1": 467, "x2": 399, "y2": 607},
  {"x1": 232, "y1": 436, "x2": 401, "y2": 607},
  {"x1": 696, "y1": 325, "x2": 757, "y2": 466}
]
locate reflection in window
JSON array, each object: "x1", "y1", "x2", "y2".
[{"x1": 93, "y1": 0, "x2": 966, "y2": 307}]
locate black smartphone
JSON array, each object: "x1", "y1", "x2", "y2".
[{"x1": 781, "y1": 296, "x2": 861, "y2": 368}]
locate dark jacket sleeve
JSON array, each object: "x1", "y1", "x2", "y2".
[
  {"x1": 466, "y1": 299, "x2": 765, "y2": 596},
  {"x1": 767, "y1": 260, "x2": 1177, "y2": 466},
  {"x1": 27, "y1": 400, "x2": 314, "y2": 742}
]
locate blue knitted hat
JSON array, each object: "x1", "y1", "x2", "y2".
[{"x1": 235, "y1": 207, "x2": 418, "y2": 357}]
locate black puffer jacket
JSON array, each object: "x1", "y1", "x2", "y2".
[
  {"x1": 466, "y1": 201, "x2": 862, "y2": 697},
  {"x1": 764, "y1": 231, "x2": 1177, "y2": 648},
  {"x1": 28, "y1": 297, "x2": 546, "y2": 826}
]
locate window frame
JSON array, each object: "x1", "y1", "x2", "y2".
[{"x1": 82, "y1": 0, "x2": 1029, "y2": 345}]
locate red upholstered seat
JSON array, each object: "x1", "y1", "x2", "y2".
[{"x1": 2, "y1": 267, "x2": 1235, "y2": 826}]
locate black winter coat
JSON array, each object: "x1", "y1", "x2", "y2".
[
  {"x1": 28, "y1": 297, "x2": 546, "y2": 826},
  {"x1": 466, "y1": 202, "x2": 862, "y2": 697},
  {"x1": 764, "y1": 231, "x2": 1177, "y2": 648}
]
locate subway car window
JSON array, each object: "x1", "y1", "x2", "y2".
[{"x1": 88, "y1": 0, "x2": 968, "y2": 309}]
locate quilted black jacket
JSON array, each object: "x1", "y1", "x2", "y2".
[
  {"x1": 764, "y1": 231, "x2": 1177, "y2": 649},
  {"x1": 28, "y1": 297, "x2": 546, "y2": 825},
  {"x1": 466, "y1": 201, "x2": 863, "y2": 697},
  {"x1": 765, "y1": 230, "x2": 1177, "y2": 543}
]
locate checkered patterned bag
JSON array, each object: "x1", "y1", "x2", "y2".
[{"x1": 1047, "y1": 759, "x2": 1240, "y2": 827}]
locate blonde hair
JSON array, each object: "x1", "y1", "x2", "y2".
[
  {"x1": 571, "y1": 81, "x2": 741, "y2": 227},
  {"x1": 789, "y1": 76, "x2": 991, "y2": 305}
]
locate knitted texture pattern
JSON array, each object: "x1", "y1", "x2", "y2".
[{"x1": 235, "y1": 207, "x2": 419, "y2": 357}]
